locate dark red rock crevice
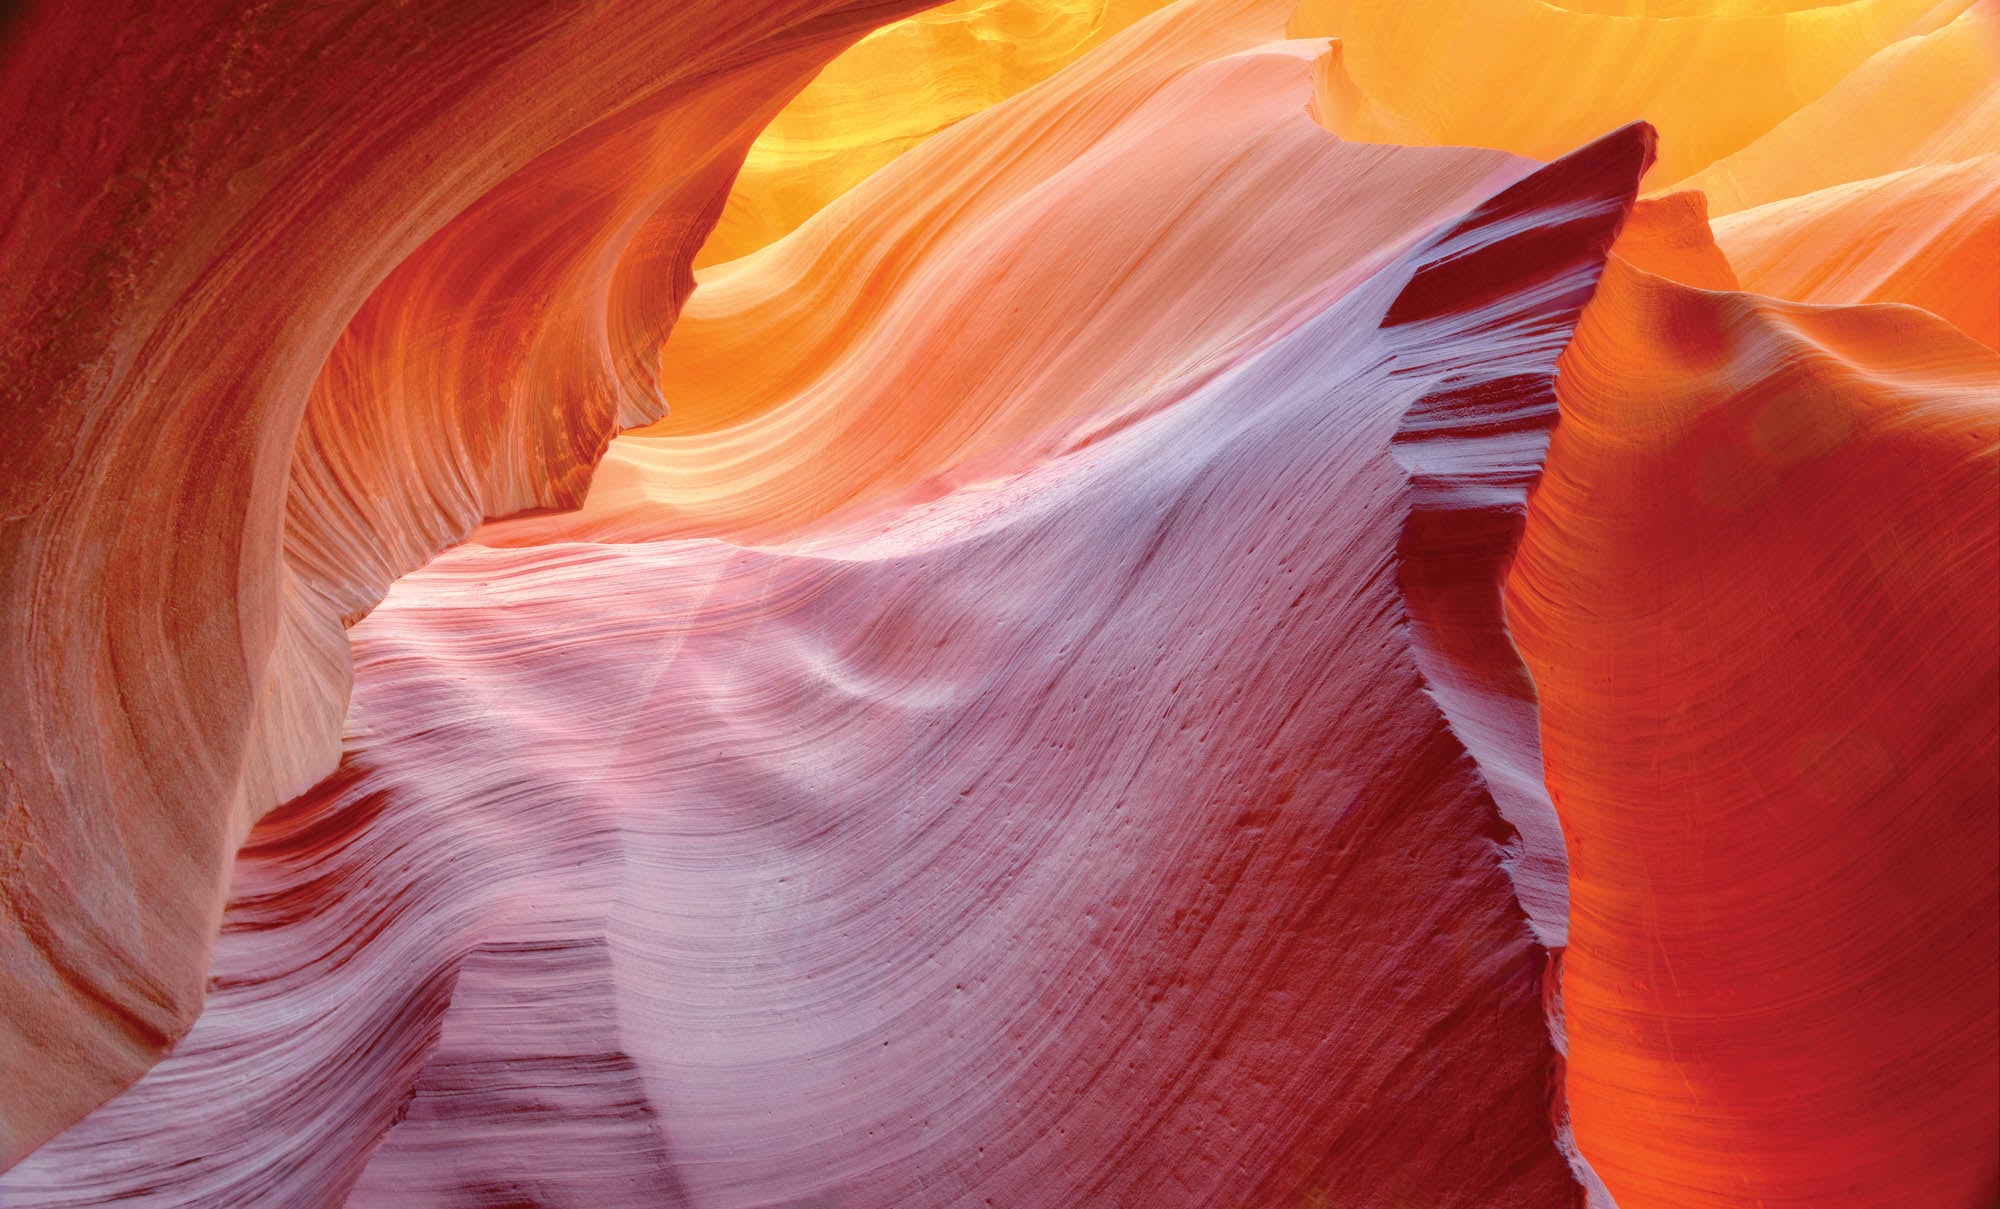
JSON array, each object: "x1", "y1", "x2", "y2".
[{"x1": 1383, "y1": 120, "x2": 1659, "y2": 1208}]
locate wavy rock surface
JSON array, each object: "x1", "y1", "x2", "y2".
[
  {"x1": 0, "y1": 0, "x2": 931, "y2": 1165},
  {"x1": 1512, "y1": 218, "x2": 2000, "y2": 1208},
  {"x1": 486, "y1": 0, "x2": 1541, "y2": 547},
  {"x1": 1711, "y1": 155, "x2": 2000, "y2": 350},
  {"x1": 697, "y1": 0, "x2": 1175, "y2": 267},
  {"x1": 1289, "y1": 0, "x2": 1971, "y2": 182},
  {"x1": 0, "y1": 1, "x2": 1657, "y2": 1190},
  {"x1": 3, "y1": 0, "x2": 1997, "y2": 1200},
  {"x1": 1261, "y1": 6, "x2": 2000, "y2": 1201},
  {"x1": 1673, "y1": 3, "x2": 2000, "y2": 215}
]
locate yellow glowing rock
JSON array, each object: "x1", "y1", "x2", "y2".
[
  {"x1": 1291, "y1": 0, "x2": 1966, "y2": 182},
  {"x1": 1712, "y1": 155, "x2": 2000, "y2": 350},
  {"x1": 1674, "y1": 4, "x2": 2000, "y2": 213},
  {"x1": 695, "y1": 0, "x2": 1173, "y2": 267}
]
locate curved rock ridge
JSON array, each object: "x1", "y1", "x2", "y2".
[
  {"x1": 1, "y1": 84, "x2": 1656, "y2": 1209},
  {"x1": 1253, "y1": 3, "x2": 2000, "y2": 1200},
  {"x1": 483, "y1": 0, "x2": 1541, "y2": 548},
  {"x1": 1382, "y1": 120, "x2": 1660, "y2": 1209},
  {"x1": 1513, "y1": 210, "x2": 2000, "y2": 1209},
  {"x1": 1671, "y1": 2, "x2": 2000, "y2": 215},
  {"x1": 1383, "y1": 123, "x2": 1659, "y2": 950},
  {"x1": 1710, "y1": 155, "x2": 2000, "y2": 351},
  {"x1": 1289, "y1": 0, "x2": 1973, "y2": 182},
  {"x1": 0, "y1": 0, "x2": 932, "y2": 1167}
]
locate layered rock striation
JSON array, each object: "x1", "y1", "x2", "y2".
[{"x1": 0, "y1": 0, "x2": 1994, "y2": 1204}]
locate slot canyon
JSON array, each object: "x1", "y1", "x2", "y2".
[{"x1": 0, "y1": 1, "x2": 1995, "y2": 1205}]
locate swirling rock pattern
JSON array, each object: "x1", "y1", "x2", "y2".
[
  {"x1": 1, "y1": 0, "x2": 1995, "y2": 1203},
  {"x1": 486, "y1": 0, "x2": 1541, "y2": 547},
  {"x1": 0, "y1": 37, "x2": 1656, "y2": 1202},
  {"x1": 0, "y1": 0, "x2": 933, "y2": 1164}
]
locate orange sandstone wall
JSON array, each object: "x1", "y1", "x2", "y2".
[
  {"x1": 0, "y1": 0, "x2": 1994, "y2": 1201},
  {"x1": 0, "y1": 0, "x2": 931, "y2": 1165},
  {"x1": 1512, "y1": 222, "x2": 2000, "y2": 1209},
  {"x1": 1287, "y1": 4, "x2": 2000, "y2": 1201}
]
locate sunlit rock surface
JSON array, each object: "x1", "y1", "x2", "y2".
[
  {"x1": 5, "y1": 109, "x2": 1651, "y2": 1209},
  {"x1": 0, "y1": 0, "x2": 1995, "y2": 1204},
  {"x1": 1290, "y1": 0, "x2": 1977, "y2": 182},
  {"x1": 1711, "y1": 156, "x2": 2000, "y2": 351},
  {"x1": 696, "y1": 0, "x2": 1176, "y2": 267},
  {"x1": 0, "y1": 0, "x2": 932, "y2": 1164},
  {"x1": 487, "y1": 0, "x2": 1540, "y2": 546}
]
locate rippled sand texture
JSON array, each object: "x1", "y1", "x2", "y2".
[{"x1": 1, "y1": 0, "x2": 1995, "y2": 1204}]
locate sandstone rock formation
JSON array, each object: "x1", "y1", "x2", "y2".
[{"x1": 1, "y1": 0, "x2": 1993, "y2": 1204}]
